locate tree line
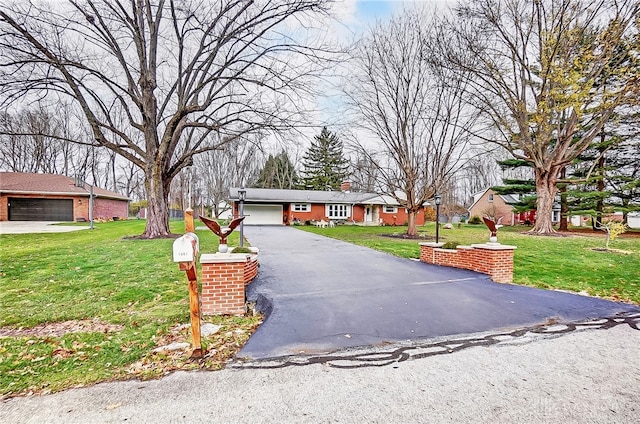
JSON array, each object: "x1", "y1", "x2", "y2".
[{"x1": 1, "y1": 0, "x2": 638, "y2": 237}]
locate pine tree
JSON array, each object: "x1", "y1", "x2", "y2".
[
  {"x1": 253, "y1": 150, "x2": 299, "y2": 189},
  {"x1": 302, "y1": 127, "x2": 349, "y2": 190},
  {"x1": 492, "y1": 159, "x2": 537, "y2": 212},
  {"x1": 569, "y1": 133, "x2": 639, "y2": 227}
]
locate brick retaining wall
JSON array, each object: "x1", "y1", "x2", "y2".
[{"x1": 419, "y1": 242, "x2": 516, "y2": 284}]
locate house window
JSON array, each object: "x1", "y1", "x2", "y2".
[
  {"x1": 383, "y1": 205, "x2": 397, "y2": 214},
  {"x1": 488, "y1": 194, "x2": 494, "y2": 202},
  {"x1": 326, "y1": 204, "x2": 350, "y2": 219},
  {"x1": 552, "y1": 210, "x2": 560, "y2": 223},
  {"x1": 292, "y1": 203, "x2": 310, "y2": 212}
]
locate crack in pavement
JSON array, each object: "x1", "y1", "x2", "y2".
[{"x1": 232, "y1": 312, "x2": 640, "y2": 370}]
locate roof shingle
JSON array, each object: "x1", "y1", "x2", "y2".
[{"x1": 0, "y1": 172, "x2": 129, "y2": 200}]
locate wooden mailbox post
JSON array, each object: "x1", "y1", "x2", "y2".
[{"x1": 172, "y1": 209, "x2": 203, "y2": 357}]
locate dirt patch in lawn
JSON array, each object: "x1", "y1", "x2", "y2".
[{"x1": 0, "y1": 319, "x2": 124, "y2": 338}]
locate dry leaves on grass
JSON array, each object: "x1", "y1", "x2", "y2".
[
  {"x1": 0, "y1": 319, "x2": 124, "y2": 338},
  {"x1": 126, "y1": 316, "x2": 262, "y2": 379}
]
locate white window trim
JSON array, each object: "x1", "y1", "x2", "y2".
[
  {"x1": 488, "y1": 194, "x2": 494, "y2": 202},
  {"x1": 325, "y1": 204, "x2": 350, "y2": 219},
  {"x1": 383, "y1": 205, "x2": 398, "y2": 214},
  {"x1": 292, "y1": 203, "x2": 311, "y2": 212}
]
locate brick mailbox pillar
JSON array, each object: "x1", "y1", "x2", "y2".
[
  {"x1": 200, "y1": 252, "x2": 259, "y2": 316},
  {"x1": 419, "y1": 242, "x2": 516, "y2": 284}
]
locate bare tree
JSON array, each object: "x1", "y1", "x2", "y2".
[
  {"x1": 447, "y1": 0, "x2": 640, "y2": 234},
  {"x1": 345, "y1": 8, "x2": 478, "y2": 235},
  {"x1": 194, "y1": 133, "x2": 261, "y2": 218},
  {"x1": 348, "y1": 150, "x2": 378, "y2": 192},
  {"x1": 0, "y1": 0, "x2": 334, "y2": 238}
]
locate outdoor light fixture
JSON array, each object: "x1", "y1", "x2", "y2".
[
  {"x1": 238, "y1": 187, "x2": 246, "y2": 247},
  {"x1": 435, "y1": 194, "x2": 441, "y2": 244}
]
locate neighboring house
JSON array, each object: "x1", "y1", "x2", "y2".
[
  {"x1": 229, "y1": 183, "x2": 429, "y2": 226},
  {"x1": 628, "y1": 212, "x2": 640, "y2": 229},
  {"x1": 0, "y1": 172, "x2": 129, "y2": 222},
  {"x1": 468, "y1": 187, "x2": 561, "y2": 226}
]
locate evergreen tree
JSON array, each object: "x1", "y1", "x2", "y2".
[
  {"x1": 301, "y1": 127, "x2": 349, "y2": 190},
  {"x1": 568, "y1": 133, "x2": 640, "y2": 227},
  {"x1": 492, "y1": 159, "x2": 537, "y2": 212},
  {"x1": 253, "y1": 150, "x2": 299, "y2": 189}
]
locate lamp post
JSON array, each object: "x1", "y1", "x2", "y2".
[
  {"x1": 238, "y1": 187, "x2": 246, "y2": 247},
  {"x1": 435, "y1": 194, "x2": 441, "y2": 244}
]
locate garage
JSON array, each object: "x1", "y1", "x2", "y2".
[
  {"x1": 243, "y1": 204, "x2": 283, "y2": 225},
  {"x1": 8, "y1": 197, "x2": 74, "y2": 221}
]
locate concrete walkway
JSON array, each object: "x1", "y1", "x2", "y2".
[
  {"x1": 240, "y1": 226, "x2": 639, "y2": 359},
  {"x1": 0, "y1": 221, "x2": 90, "y2": 234}
]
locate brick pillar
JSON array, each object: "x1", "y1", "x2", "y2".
[
  {"x1": 419, "y1": 242, "x2": 516, "y2": 284},
  {"x1": 469, "y1": 243, "x2": 517, "y2": 284},
  {"x1": 200, "y1": 253, "x2": 249, "y2": 316}
]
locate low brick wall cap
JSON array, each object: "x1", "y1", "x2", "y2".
[
  {"x1": 418, "y1": 242, "x2": 444, "y2": 247},
  {"x1": 469, "y1": 243, "x2": 517, "y2": 250},
  {"x1": 200, "y1": 253, "x2": 250, "y2": 264}
]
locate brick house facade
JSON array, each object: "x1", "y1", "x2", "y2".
[
  {"x1": 0, "y1": 172, "x2": 129, "y2": 222},
  {"x1": 229, "y1": 185, "x2": 429, "y2": 226}
]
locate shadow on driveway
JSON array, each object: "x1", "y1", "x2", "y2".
[{"x1": 240, "y1": 226, "x2": 639, "y2": 359}]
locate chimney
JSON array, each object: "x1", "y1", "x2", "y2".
[{"x1": 340, "y1": 181, "x2": 351, "y2": 193}]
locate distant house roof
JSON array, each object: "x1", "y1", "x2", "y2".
[
  {"x1": 0, "y1": 172, "x2": 129, "y2": 201},
  {"x1": 229, "y1": 187, "x2": 428, "y2": 206}
]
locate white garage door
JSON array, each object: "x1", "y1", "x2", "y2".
[{"x1": 243, "y1": 204, "x2": 283, "y2": 225}]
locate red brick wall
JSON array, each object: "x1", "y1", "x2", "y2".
[
  {"x1": 0, "y1": 193, "x2": 127, "y2": 222},
  {"x1": 94, "y1": 198, "x2": 128, "y2": 220},
  {"x1": 419, "y1": 242, "x2": 516, "y2": 284},
  {"x1": 379, "y1": 207, "x2": 425, "y2": 226},
  {"x1": 243, "y1": 256, "x2": 259, "y2": 284},
  {"x1": 352, "y1": 205, "x2": 365, "y2": 222},
  {"x1": 200, "y1": 253, "x2": 259, "y2": 315},
  {"x1": 0, "y1": 196, "x2": 8, "y2": 221},
  {"x1": 201, "y1": 261, "x2": 246, "y2": 315},
  {"x1": 75, "y1": 198, "x2": 89, "y2": 221}
]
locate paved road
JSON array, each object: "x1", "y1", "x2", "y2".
[
  {"x1": 2, "y1": 320, "x2": 639, "y2": 423},
  {"x1": 240, "y1": 226, "x2": 639, "y2": 359}
]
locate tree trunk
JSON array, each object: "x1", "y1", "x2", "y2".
[
  {"x1": 530, "y1": 168, "x2": 559, "y2": 234},
  {"x1": 142, "y1": 166, "x2": 171, "y2": 238},
  {"x1": 407, "y1": 210, "x2": 418, "y2": 236},
  {"x1": 595, "y1": 155, "x2": 605, "y2": 227},
  {"x1": 558, "y1": 167, "x2": 568, "y2": 231}
]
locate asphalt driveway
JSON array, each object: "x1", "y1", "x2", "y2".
[{"x1": 240, "y1": 226, "x2": 639, "y2": 359}]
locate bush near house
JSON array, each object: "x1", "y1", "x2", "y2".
[{"x1": 468, "y1": 216, "x2": 483, "y2": 225}]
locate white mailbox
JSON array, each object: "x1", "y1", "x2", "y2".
[{"x1": 172, "y1": 232, "x2": 199, "y2": 262}]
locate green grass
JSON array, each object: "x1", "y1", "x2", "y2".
[
  {"x1": 0, "y1": 220, "x2": 260, "y2": 398},
  {"x1": 296, "y1": 224, "x2": 640, "y2": 304}
]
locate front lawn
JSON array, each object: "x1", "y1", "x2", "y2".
[
  {"x1": 0, "y1": 220, "x2": 261, "y2": 398},
  {"x1": 296, "y1": 224, "x2": 640, "y2": 304}
]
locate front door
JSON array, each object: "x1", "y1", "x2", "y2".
[{"x1": 365, "y1": 206, "x2": 372, "y2": 222}]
